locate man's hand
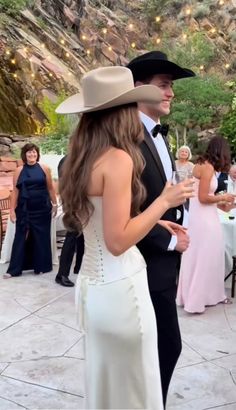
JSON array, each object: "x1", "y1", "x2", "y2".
[{"x1": 175, "y1": 230, "x2": 190, "y2": 253}]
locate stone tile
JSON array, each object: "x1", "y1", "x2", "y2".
[
  {"x1": 2, "y1": 357, "x2": 85, "y2": 396},
  {"x1": 65, "y1": 335, "x2": 85, "y2": 360},
  {"x1": 176, "y1": 341, "x2": 204, "y2": 369},
  {"x1": 208, "y1": 404, "x2": 236, "y2": 410},
  {"x1": 36, "y1": 292, "x2": 78, "y2": 329},
  {"x1": 0, "y1": 397, "x2": 25, "y2": 409},
  {"x1": 0, "y1": 316, "x2": 80, "y2": 362},
  {"x1": 0, "y1": 295, "x2": 30, "y2": 331},
  {"x1": 179, "y1": 315, "x2": 236, "y2": 360},
  {"x1": 167, "y1": 362, "x2": 236, "y2": 410},
  {"x1": 0, "y1": 274, "x2": 71, "y2": 312},
  {"x1": 225, "y1": 304, "x2": 236, "y2": 332},
  {"x1": 0, "y1": 376, "x2": 84, "y2": 409},
  {"x1": 212, "y1": 353, "x2": 236, "y2": 384},
  {"x1": 0, "y1": 363, "x2": 9, "y2": 373}
]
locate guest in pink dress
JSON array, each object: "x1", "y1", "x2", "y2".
[{"x1": 177, "y1": 136, "x2": 234, "y2": 313}]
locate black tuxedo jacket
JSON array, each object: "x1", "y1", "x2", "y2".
[{"x1": 137, "y1": 127, "x2": 183, "y2": 292}]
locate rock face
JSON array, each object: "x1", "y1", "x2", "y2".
[{"x1": 0, "y1": 0, "x2": 236, "y2": 138}]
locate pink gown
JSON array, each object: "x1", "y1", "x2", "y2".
[{"x1": 177, "y1": 174, "x2": 226, "y2": 313}]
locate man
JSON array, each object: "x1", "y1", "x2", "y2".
[
  {"x1": 55, "y1": 156, "x2": 84, "y2": 287},
  {"x1": 127, "y1": 51, "x2": 196, "y2": 406}
]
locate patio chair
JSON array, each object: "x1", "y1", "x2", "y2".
[{"x1": 0, "y1": 188, "x2": 11, "y2": 256}]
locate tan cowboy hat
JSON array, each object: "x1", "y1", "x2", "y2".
[{"x1": 56, "y1": 66, "x2": 162, "y2": 114}]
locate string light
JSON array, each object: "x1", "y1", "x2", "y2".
[
  {"x1": 108, "y1": 46, "x2": 112, "y2": 51},
  {"x1": 86, "y1": 49, "x2": 91, "y2": 55},
  {"x1": 210, "y1": 28, "x2": 216, "y2": 34},
  {"x1": 102, "y1": 28, "x2": 107, "y2": 34},
  {"x1": 156, "y1": 38, "x2": 161, "y2": 44},
  {"x1": 225, "y1": 63, "x2": 230, "y2": 69},
  {"x1": 5, "y1": 50, "x2": 10, "y2": 55},
  {"x1": 182, "y1": 33, "x2": 187, "y2": 40},
  {"x1": 81, "y1": 35, "x2": 87, "y2": 40},
  {"x1": 65, "y1": 52, "x2": 70, "y2": 57},
  {"x1": 128, "y1": 23, "x2": 134, "y2": 29},
  {"x1": 60, "y1": 39, "x2": 65, "y2": 45},
  {"x1": 13, "y1": 73, "x2": 17, "y2": 78},
  {"x1": 219, "y1": 0, "x2": 224, "y2": 4},
  {"x1": 199, "y1": 65, "x2": 204, "y2": 70},
  {"x1": 131, "y1": 42, "x2": 136, "y2": 48},
  {"x1": 23, "y1": 47, "x2": 28, "y2": 52},
  {"x1": 49, "y1": 72, "x2": 53, "y2": 77},
  {"x1": 41, "y1": 43, "x2": 45, "y2": 48},
  {"x1": 11, "y1": 59, "x2": 16, "y2": 64},
  {"x1": 68, "y1": 72, "x2": 72, "y2": 76},
  {"x1": 155, "y1": 16, "x2": 161, "y2": 22},
  {"x1": 31, "y1": 73, "x2": 35, "y2": 78},
  {"x1": 185, "y1": 7, "x2": 191, "y2": 16}
]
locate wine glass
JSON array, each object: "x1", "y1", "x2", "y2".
[{"x1": 172, "y1": 170, "x2": 193, "y2": 185}]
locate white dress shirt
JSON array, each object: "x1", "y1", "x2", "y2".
[{"x1": 140, "y1": 112, "x2": 177, "y2": 250}]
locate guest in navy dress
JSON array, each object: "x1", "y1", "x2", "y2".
[{"x1": 3, "y1": 143, "x2": 57, "y2": 278}]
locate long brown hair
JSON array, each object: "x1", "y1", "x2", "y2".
[
  {"x1": 197, "y1": 135, "x2": 231, "y2": 172},
  {"x1": 59, "y1": 103, "x2": 146, "y2": 232}
]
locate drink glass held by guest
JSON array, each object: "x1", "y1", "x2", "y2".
[
  {"x1": 56, "y1": 66, "x2": 194, "y2": 410},
  {"x1": 3, "y1": 143, "x2": 57, "y2": 278}
]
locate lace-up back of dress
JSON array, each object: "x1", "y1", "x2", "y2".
[{"x1": 80, "y1": 196, "x2": 146, "y2": 283}]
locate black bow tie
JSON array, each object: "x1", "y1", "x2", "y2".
[{"x1": 152, "y1": 124, "x2": 169, "y2": 138}]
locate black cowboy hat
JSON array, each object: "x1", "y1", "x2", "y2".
[{"x1": 127, "y1": 51, "x2": 196, "y2": 82}]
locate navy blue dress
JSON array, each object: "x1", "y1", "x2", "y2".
[{"x1": 7, "y1": 163, "x2": 52, "y2": 276}]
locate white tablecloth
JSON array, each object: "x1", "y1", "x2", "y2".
[
  {"x1": 0, "y1": 206, "x2": 65, "y2": 265},
  {"x1": 218, "y1": 208, "x2": 236, "y2": 275}
]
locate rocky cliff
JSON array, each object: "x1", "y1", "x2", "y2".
[{"x1": 0, "y1": 0, "x2": 236, "y2": 154}]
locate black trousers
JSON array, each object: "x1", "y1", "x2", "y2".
[
  {"x1": 150, "y1": 286, "x2": 182, "y2": 408},
  {"x1": 57, "y1": 232, "x2": 84, "y2": 278}
]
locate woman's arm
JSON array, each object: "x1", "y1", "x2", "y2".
[
  {"x1": 10, "y1": 166, "x2": 22, "y2": 222},
  {"x1": 41, "y1": 164, "x2": 57, "y2": 216},
  {"x1": 198, "y1": 163, "x2": 234, "y2": 205},
  {"x1": 101, "y1": 149, "x2": 193, "y2": 256}
]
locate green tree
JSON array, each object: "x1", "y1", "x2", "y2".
[
  {"x1": 39, "y1": 93, "x2": 78, "y2": 154},
  {"x1": 168, "y1": 76, "x2": 233, "y2": 148},
  {"x1": 220, "y1": 81, "x2": 236, "y2": 158}
]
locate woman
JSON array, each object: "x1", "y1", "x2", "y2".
[
  {"x1": 177, "y1": 136, "x2": 234, "y2": 313},
  {"x1": 4, "y1": 143, "x2": 57, "y2": 278},
  {"x1": 57, "y1": 66, "x2": 194, "y2": 409},
  {"x1": 175, "y1": 145, "x2": 194, "y2": 175}
]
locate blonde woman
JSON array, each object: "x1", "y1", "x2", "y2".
[
  {"x1": 57, "y1": 66, "x2": 194, "y2": 409},
  {"x1": 175, "y1": 145, "x2": 194, "y2": 175}
]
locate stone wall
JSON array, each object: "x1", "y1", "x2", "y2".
[{"x1": 0, "y1": 156, "x2": 23, "y2": 191}]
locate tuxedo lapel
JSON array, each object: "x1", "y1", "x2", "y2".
[{"x1": 143, "y1": 127, "x2": 167, "y2": 183}]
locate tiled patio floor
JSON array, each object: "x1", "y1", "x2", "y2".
[{"x1": 0, "y1": 263, "x2": 235, "y2": 410}]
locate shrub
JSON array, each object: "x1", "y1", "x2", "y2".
[
  {"x1": 0, "y1": 0, "x2": 32, "y2": 15},
  {"x1": 193, "y1": 5, "x2": 210, "y2": 19},
  {"x1": 38, "y1": 92, "x2": 78, "y2": 154}
]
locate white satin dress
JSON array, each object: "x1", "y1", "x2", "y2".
[{"x1": 75, "y1": 197, "x2": 163, "y2": 409}]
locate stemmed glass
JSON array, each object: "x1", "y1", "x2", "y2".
[{"x1": 171, "y1": 170, "x2": 193, "y2": 185}]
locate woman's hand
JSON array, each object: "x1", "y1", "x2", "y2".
[
  {"x1": 160, "y1": 180, "x2": 194, "y2": 208},
  {"x1": 221, "y1": 193, "x2": 235, "y2": 205},
  {"x1": 10, "y1": 209, "x2": 16, "y2": 223},
  {"x1": 158, "y1": 220, "x2": 187, "y2": 236}
]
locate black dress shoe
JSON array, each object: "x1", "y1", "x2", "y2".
[{"x1": 55, "y1": 276, "x2": 74, "y2": 287}]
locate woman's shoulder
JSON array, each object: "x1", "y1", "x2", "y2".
[{"x1": 95, "y1": 148, "x2": 133, "y2": 170}]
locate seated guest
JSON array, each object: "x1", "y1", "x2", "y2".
[
  {"x1": 227, "y1": 164, "x2": 236, "y2": 193},
  {"x1": 175, "y1": 145, "x2": 194, "y2": 175}
]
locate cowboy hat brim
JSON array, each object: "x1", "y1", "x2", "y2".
[
  {"x1": 127, "y1": 59, "x2": 196, "y2": 82},
  {"x1": 55, "y1": 84, "x2": 162, "y2": 114}
]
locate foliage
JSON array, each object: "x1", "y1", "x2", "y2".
[
  {"x1": 0, "y1": 0, "x2": 32, "y2": 15},
  {"x1": 164, "y1": 31, "x2": 216, "y2": 71},
  {"x1": 169, "y1": 76, "x2": 232, "y2": 128},
  {"x1": 193, "y1": 5, "x2": 210, "y2": 19},
  {"x1": 142, "y1": 0, "x2": 172, "y2": 20},
  {"x1": 220, "y1": 81, "x2": 236, "y2": 158},
  {"x1": 38, "y1": 93, "x2": 78, "y2": 154}
]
